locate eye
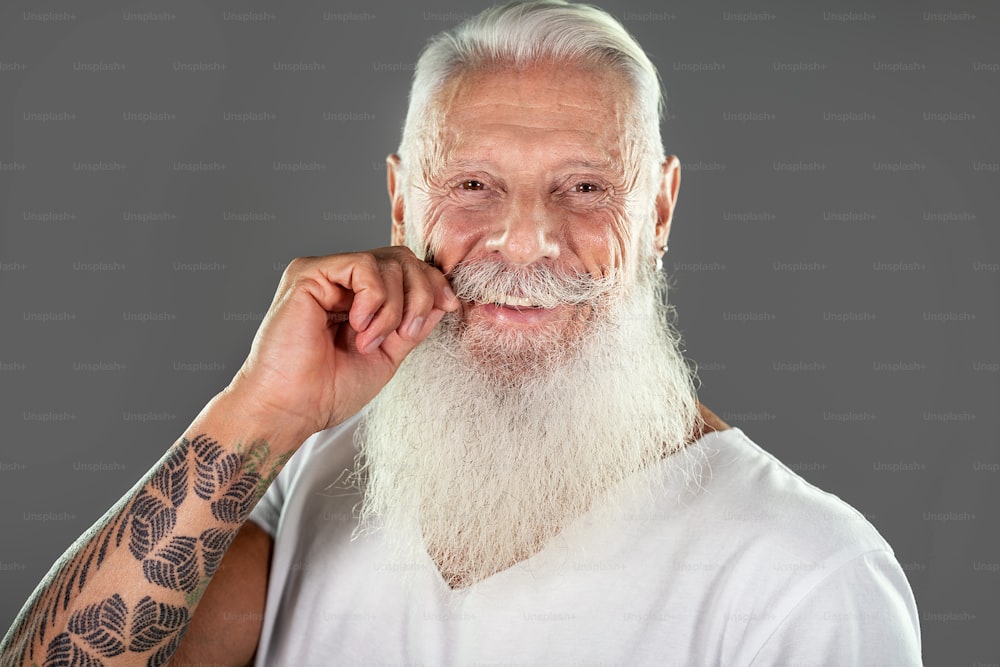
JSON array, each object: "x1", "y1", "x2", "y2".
[
  {"x1": 573, "y1": 182, "x2": 601, "y2": 193},
  {"x1": 459, "y1": 179, "x2": 486, "y2": 191}
]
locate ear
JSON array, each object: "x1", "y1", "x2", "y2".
[
  {"x1": 654, "y1": 155, "x2": 681, "y2": 257},
  {"x1": 386, "y1": 153, "x2": 406, "y2": 246}
]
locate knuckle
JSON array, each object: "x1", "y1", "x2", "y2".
[
  {"x1": 363, "y1": 279, "x2": 388, "y2": 302},
  {"x1": 352, "y1": 252, "x2": 380, "y2": 271},
  {"x1": 277, "y1": 257, "x2": 311, "y2": 292},
  {"x1": 283, "y1": 256, "x2": 311, "y2": 277},
  {"x1": 391, "y1": 244, "x2": 417, "y2": 259},
  {"x1": 291, "y1": 274, "x2": 324, "y2": 295},
  {"x1": 376, "y1": 256, "x2": 403, "y2": 273},
  {"x1": 407, "y1": 287, "x2": 435, "y2": 312}
]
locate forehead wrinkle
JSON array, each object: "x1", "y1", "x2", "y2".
[
  {"x1": 446, "y1": 59, "x2": 631, "y2": 109},
  {"x1": 443, "y1": 151, "x2": 622, "y2": 172},
  {"x1": 443, "y1": 99, "x2": 628, "y2": 149},
  {"x1": 441, "y1": 123, "x2": 627, "y2": 176},
  {"x1": 449, "y1": 95, "x2": 625, "y2": 123},
  {"x1": 423, "y1": 64, "x2": 639, "y2": 186}
]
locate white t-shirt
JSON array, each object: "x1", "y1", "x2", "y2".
[{"x1": 249, "y1": 414, "x2": 922, "y2": 666}]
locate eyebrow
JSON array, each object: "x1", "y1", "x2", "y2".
[{"x1": 442, "y1": 155, "x2": 624, "y2": 174}]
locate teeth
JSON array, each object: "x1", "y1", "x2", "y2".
[{"x1": 486, "y1": 294, "x2": 541, "y2": 308}]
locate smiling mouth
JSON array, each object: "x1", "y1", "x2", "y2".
[{"x1": 483, "y1": 294, "x2": 545, "y2": 309}]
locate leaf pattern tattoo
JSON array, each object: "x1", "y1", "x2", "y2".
[
  {"x1": 66, "y1": 594, "x2": 127, "y2": 657},
  {"x1": 38, "y1": 594, "x2": 189, "y2": 667},
  {"x1": 0, "y1": 433, "x2": 289, "y2": 667}
]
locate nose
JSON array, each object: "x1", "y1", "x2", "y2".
[{"x1": 483, "y1": 192, "x2": 561, "y2": 266}]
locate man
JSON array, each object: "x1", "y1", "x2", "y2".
[{"x1": 1, "y1": 1, "x2": 921, "y2": 665}]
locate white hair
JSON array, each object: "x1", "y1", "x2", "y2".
[
  {"x1": 397, "y1": 0, "x2": 667, "y2": 251},
  {"x1": 355, "y1": 259, "x2": 704, "y2": 589}
]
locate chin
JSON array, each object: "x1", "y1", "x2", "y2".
[{"x1": 454, "y1": 308, "x2": 597, "y2": 386}]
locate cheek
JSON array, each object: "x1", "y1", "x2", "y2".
[
  {"x1": 569, "y1": 210, "x2": 633, "y2": 274},
  {"x1": 422, "y1": 202, "x2": 491, "y2": 272}
]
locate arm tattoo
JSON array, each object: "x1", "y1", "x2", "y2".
[{"x1": 0, "y1": 434, "x2": 288, "y2": 667}]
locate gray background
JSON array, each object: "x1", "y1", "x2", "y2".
[{"x1": 1, "y1": 0, "x2": 997, "y2": 663}]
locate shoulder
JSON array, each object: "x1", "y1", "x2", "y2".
[
  {"x1": 667, "y1": 427, "x2": 921, "y2": 661},
  {"x1": 669, "y1": 425, "x2": 897, "y2": 577}
]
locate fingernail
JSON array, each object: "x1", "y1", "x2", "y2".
[
  {"x1": 359, "y1": 313, "x2": 374, "y2": 331},
  {"x1": 406, "y1": 316, "x2": 425, "y2": 339},
  {"x1": 443, "y1": 285, "x2": 457, "y2": 305},
  {"x1": 362, "y1": 335, "x2": 384, "y2": 355}
]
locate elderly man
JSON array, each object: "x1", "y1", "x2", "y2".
[{"x1": 1, "y1": 2, "x2": 922, "y2": 666}]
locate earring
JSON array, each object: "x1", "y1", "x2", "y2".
[{"x1": 655, "y1": 245, "x2": 668, "y2": 271}]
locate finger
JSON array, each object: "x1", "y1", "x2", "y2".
[
  {"x1": 397, "y1": 259, "x2": 438, "y2": 341},
  {"x1": 357, "y1": 258, "x2": 405, "y2": 354},
  {"x1": 420, "y1": 262, "x2": 460, "y2": 312},
  {"x1": 379, "y1": 305, "x2": 448, "y2": 363},
  {"x1": 299, "y1": 253, "x2": 386, "y2": 333}
]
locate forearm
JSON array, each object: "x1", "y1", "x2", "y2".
[{"x1": 0, "y1": 390, "x2": 304, "y2": 667}]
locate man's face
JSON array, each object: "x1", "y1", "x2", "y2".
[
  {"x1": 391, "y1": 62, "x2": 675, "y2": 346},
  {"x1": 366, "y1": 63, "x2": 697, "y2": 586}
]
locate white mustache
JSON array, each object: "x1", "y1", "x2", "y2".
[{"x1": 447, "y1": 259, "x2": 620, "y2": 310}]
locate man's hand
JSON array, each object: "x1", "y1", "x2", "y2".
[
  {"x1": 225, "y1": 246, "x2": 459, "y2": 443},
  {"x1": 0, "y1": 250, "x2": 451, "y2": 667}
]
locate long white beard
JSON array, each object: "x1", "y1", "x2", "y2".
[{"x1": 354, "y1": 261, "x2": 703, "y2": 589}]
